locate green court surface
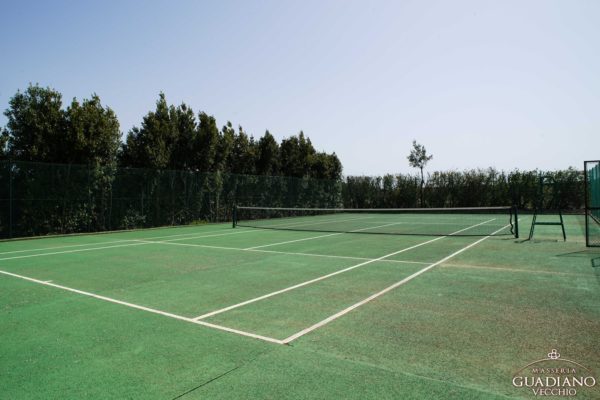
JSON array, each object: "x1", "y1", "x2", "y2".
[{"x1": 1, "y1": 214, "x2": 599, "y2": 399}]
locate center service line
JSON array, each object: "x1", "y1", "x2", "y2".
[
  {"x1": 281, "y1": 223, "x2": 510, "y2": 344},
  {"x1": 192, "y1": 219, "x2": 496, "y2": 321},
  {"x1": 244, "y1": 219, "x2": 421, "y2": 250}
]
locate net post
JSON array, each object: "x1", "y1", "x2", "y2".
[
  {"x1": 232, "y1": 205, "x2": 237, "y2": 228},
  {"x1": 513, "y1": 205, "x2": 519, "y2": 238}
]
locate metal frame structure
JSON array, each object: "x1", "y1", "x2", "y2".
[{"x1": 528, "y1": 175, "x2": 566, "y2": 241}]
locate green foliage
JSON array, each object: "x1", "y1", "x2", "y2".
[
  {"x1": 119, "y1": 93, "x2": 179, "y2": 169},
  {"x1": 407, "y1": 140, "x2": 433, "y2": 206},
  {"x1": 343, "y1": 168, "x2": 584, "y2": 210},
  {"x1": 0, "y1": 160, "x2": 343, "y2": 238},
  {"x1": 311, "y1": 152, "x2": 342, "y2": 181},
  {"x1": 407, "y1": 140, "x2": 433, "y2": 173},
  {"x1": 65, "y1": 94, "x2": 121, "y2": 167},
  {"x1": 3, "y1": 86, "x2": 339, "y2": 181},
  {"x1": 4, "y1": 84, "x2": 120, "y2": 168},
  {"x1": 280, "y1": 131, "x2": 314, "y2": 178},
  {"x1": 278, "y1": 131, "x2": 341, "y2": 181},
  {"x1": 343, "y1": 175, "x2": 420, "y2": 208},
  {"x1": 2, "y1": 86, "x2": 123, "y2": 236},
  {"x1": 2, "y1": 85, "x2": 586, "y2": 240},
  {"x1": 4, "y1": 84, "x2": 66, "y2": 162},
  {"x1": 195, "y1": 112, "x2": 220, "y2": 172},
  {"x1": 0, "y1": 128, "x2": 8, "y2": 159},
  {"x1": 171, "y1": 103, "x2": 197, "y2": 170},
  {"x1": 228, "y1": 126, "x2": 256, "y2": 175},
  {"x1": 256, "y1": 131, "x2": 280, "y2": 175}
]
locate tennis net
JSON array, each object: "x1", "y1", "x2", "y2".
[{"x1": 233, "y1": 206, "x2": 519, "y2": 237}]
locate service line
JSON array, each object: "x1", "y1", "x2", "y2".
[
  {"x1": 282, "y1": 223, "x2": 510, "y2": 344},
  {"x1": 244, "y1": 220, "x2": 435, "y2": 250},
  {"x1": 192, "y1": 219, "x2": 496, "y2": 321}
]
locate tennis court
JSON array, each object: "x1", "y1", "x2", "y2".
[{"x1": 1, "y1": 211, "x2": 599, "y2": 399}]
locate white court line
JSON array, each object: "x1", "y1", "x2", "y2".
[
  {"x1": 192, "y1": 219, "x2": 496, "y2": 321},
  {"x1": 244, "y1": 232, "x2": 342, "y2": 250},
  {"x1": 385, "y1": 259, "x2": 431, "y2": 265},
  {"x1": 0, "y1": 215, "x2": 373, "y2": 257},
  {"x1": 0, "y1": 242, "x2": 156, "y2": 262},
  {"x1": 0, "y1": 239, "x2": 140, "y2": 255},
  {"x1": 440, "y1": 263, "x2": 589, "y2": 277},
  {"x1": 0, "y1": 229, "x2": 257, "y2": 262},
  {"x1": 244, "y1": 220, "x2": 426, "y2": 250},
  {"x1": 247, "y1": 215, "x2": 373, "y2": 229},
  {"x1": 0, "y1": 227, "x2": 245, "y2": 256},
  {"x1": 350, "y1": 220, "x2": 505, "y2": 226},
  {"x1": 282, "y1": 223, "x2": 510, "y2": 344},
  {"x1": 0, "y1": 269, "x2": 283, "y2": 345},
  {"x1": 132, "y1": 239, "x2": 427, "y2": 266},
  {"x1": 0, "y1": 225, "x2": 425, "y2": 267}
]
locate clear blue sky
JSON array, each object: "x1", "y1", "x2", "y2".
[{"x1": 1, "y1": 0, "x2": 598, "y2": 175}]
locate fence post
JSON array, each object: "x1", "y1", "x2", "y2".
[{"x1": 9, "y1": 160, "x2": 13, "y2": 239}]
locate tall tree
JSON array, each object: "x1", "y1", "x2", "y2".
[
  {"x1": 214, "y1": 121, "x2": 235, "y2": 173},
  {"x1": 65, "y1": 94, "x2": 120, "y2": 166},
  {"x1": 311, "y1": 152, "x2": 342, "y2": 180},
  {"x1": 194, "y1": 112, "x2": 220, "y2": 173},
  {"x1": 256, "y1": 130, "x2": 280, "y2": 175},
  {"x1": 120, "y1": 93, "x2": 178, "y2": 169},
  {"x1": 4, "y1": 84, "x2": 66, "y2": 162},
  {"x1": 407, "y1": 140, "x2": 433, "y2": 207},
  {"x1": 229, "y1": 125, "x2": 256, "y2": 174},
  {"x1": 170, "y1": 103, "x2": 197, "y2": 170},
  {"x1": 280, "y1": 131, "x2": 315, "y2": 178}
]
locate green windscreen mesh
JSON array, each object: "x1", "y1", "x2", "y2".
[
  {"x1": 0, "y1": 160, "x2": 342, "y2": 239},
  {"x1": 586, "y1": 160, "x2": 600, "y2": 247}
]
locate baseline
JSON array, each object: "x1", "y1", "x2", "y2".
[{"x1": 0, "y1": 268, "x2": 283, "y2": 345}]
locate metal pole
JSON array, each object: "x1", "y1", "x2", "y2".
[
  {"x1": 9, "y1": 159, "x2": 13, "y2": 239},
  {"x1": 584, "y1": 161, "x2": 589, "y2": 247},
  {"x1": 513, "y1": 206, "x2": 519, "y2": 239}
]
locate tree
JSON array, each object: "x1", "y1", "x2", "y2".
[
  {"x1": 4, "y1": 84, "x2": 66, "y2": 162},
  {"x1": 119, "y1": 93, "x2": 179, "y2": 169},
  {"x1": 311, "y1": 152, "x2": 342, "y2": 180},
  {"x1": 214, "y1": 121, "x2": 234, "y2": 173},
  {"x1": 280, "y1": 131, "x2": 315, "y2": 178},
  {"x1": 228, "y1": 125, "x2": 256, "y2": 175},
  {"x1": 171, "y1": 103, "x2": 197, "y2": 170},
  {"x1": 0, "y1": 128, "x2": 8, "y2": 159},
  {"x1": 5, "y1": 85, "x2": 121, "y2": 167},
  {"x1": 256, "y1": 130, "x2": 280, "y2": 175},
  {"x1": 407, "y1": 140, "x2": 433, "y2": 207},
  {"x1": 65, "y1": 94, "x2": 120, "y2": 167},
  {"x1": 194, "y1": 112, "x2": 220, "y2": 173}
]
